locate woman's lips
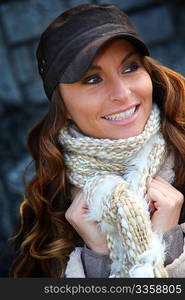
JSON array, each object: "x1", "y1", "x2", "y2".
[{"x1": 102, "y1": 105, "x2": 140, "y2": 125}]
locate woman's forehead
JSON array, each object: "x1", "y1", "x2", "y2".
[{"x1": 89, "y1": 39, "x2": 137, "y2": 67}]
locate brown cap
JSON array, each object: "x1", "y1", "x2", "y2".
[{"x1": 36, "y1": 4, "x2": 149, "y2": 100}]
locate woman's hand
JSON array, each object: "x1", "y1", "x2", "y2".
[
  {"x1": 65, "y1": 189, "x2": 109, "y2": 254},
  {"x1": 147, "y1": 176, "x2": 184, "y2": 234}
]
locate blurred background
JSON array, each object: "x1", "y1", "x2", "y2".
[{"x1": 0, "y1": 0, "x2": 184, "y2": 276}]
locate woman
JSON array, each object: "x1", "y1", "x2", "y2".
[{"x1": 11, "y1": 4, "x2": 185, "y2": 278}]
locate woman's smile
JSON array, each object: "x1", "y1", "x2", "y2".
[
  {"x1": 101, "y1": 104, "x2": 140, "y2": 126},
  {"x1": 59, "y1": 39, "x2": 153, "y2": 139}
]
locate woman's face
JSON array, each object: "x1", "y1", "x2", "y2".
[{"x1": 59, "y1": 39, "x2": 153, "y2": 139}]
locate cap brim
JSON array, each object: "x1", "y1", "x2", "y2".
[{"x1": 59, "y1": 32, "x2": 149, "y2": 83}]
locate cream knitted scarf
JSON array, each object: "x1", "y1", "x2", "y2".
[{"x1": 58, "y1": 104, "x2": 174, "y2": 277}]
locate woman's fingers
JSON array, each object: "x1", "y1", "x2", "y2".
[
  {"x1": 147, "y1": 176, "x2": 184, "y2": 233},
  {"x1": 65, "y1": 189, "x2": 109, "y2": 254},
  {"x1": 148, "y1": 176, "x2": 183, "y2": 203}
]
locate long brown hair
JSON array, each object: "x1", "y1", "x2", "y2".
[
  {"x1": 11, "y1": 56, "x2": 185, "y2": 277},
  {"x1": 143, "y1": 57, "x2": 185, "y2": 187},
  {"x1": 11, "y1": 88, "x2": 78, "y2": 277}
]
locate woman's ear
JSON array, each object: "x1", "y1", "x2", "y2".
[
  {"x1": 65, "y1": 112, "x2": 72, "y2": 120},
  {"x1": 58, "y1": 84, "x2": 72, "y2": 120}
]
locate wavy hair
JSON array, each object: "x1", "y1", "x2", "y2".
[
  {"x1": 143, "y1": 57, "x2": 185, "y2": 187},
  {"x1": 11, "y1": 56, "x2": 185, "y2": 277}
]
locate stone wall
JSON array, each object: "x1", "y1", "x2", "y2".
[{"x1": 0, "y1": 0, "x2": 184, "y2": 276}]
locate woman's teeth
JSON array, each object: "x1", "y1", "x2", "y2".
[{"x1": 104, "y1": 106, "x2": 136, "y2": 120}]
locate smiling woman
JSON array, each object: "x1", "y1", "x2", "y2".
[
  {"x1": 11, "y1": 4, "x2": 185, "y2": 278},
  {"x1": 60, "y1": 39, "x2": 153, "y2": 139}
]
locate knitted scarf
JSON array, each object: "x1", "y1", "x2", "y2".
[{"x1": 58, "y1": 104, "x2": 174, "y2": 277}]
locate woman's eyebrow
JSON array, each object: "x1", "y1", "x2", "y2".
[
  {"x1": 88, "y1": 50, "x2": 139, "y2": 72},
  {"x1": 120, "y1": 50, "x2": 139, "y2": 65},
  {"x1": 88, "y1": 64, "x2": 102, "y2": 71}
]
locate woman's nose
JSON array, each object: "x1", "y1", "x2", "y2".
[{"x1": 109, "y1": 77, "x2": 131, "y2": 103}]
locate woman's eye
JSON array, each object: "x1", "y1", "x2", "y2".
[
  {"x1": 124, "y1": 62, "x2": 140, "y2": 73},
  {"x1": 82, "y1": 74, "x2": 102, "y2": 85}
]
